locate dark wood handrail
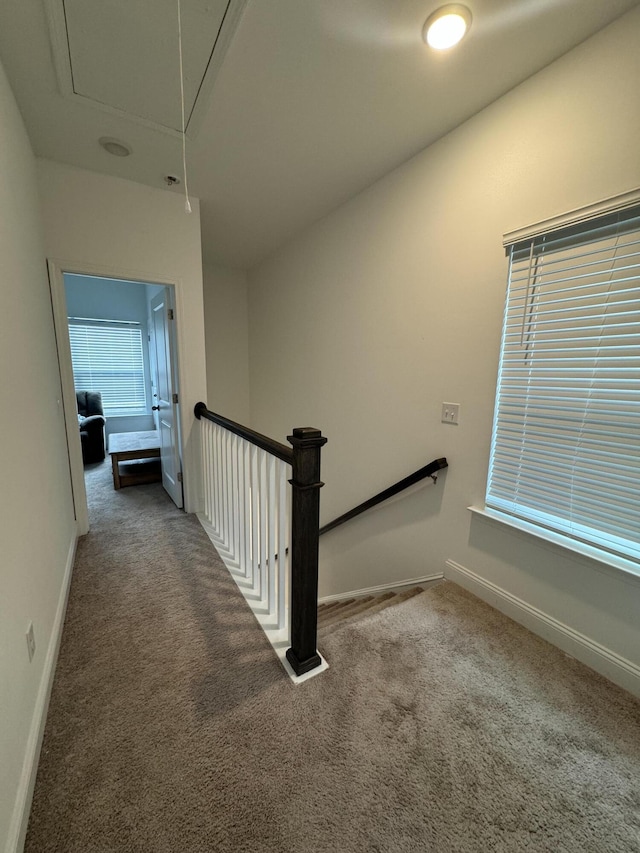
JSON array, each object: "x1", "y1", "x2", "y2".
[
  {"x1": 194, "y1": 402, "x2": 293, "y2": 464},
  {"x1": 319, "y1": 457, "x2": 448, "y2": 537}
]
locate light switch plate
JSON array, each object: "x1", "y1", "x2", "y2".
[{"x1": 441, "y1": 402, "x2": 460, "y2": 425}]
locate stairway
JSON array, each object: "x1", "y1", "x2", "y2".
[{"x1": 317, "y1": 587, "x2": 424, "y2": 636}]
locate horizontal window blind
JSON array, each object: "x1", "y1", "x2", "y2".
[
  {"x1": 487, "y1": 203, "x2": 640, "y2": 564},
  {"x1": 68, "y1": 322, "x2": 147, "y2": 414}
]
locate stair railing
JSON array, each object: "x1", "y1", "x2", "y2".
[
  {"x1": 194, "y1": 402, "x2": 327, "y2": 679},
  {"x1": 319, "y1": 457, "x2": 448, "y2": 536}
]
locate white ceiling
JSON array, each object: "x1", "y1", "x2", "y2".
[{"x1": 0, "y1": 0, "x2": 639, "y2": 269}]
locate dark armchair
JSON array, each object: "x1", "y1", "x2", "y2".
[{"x1": 76, "y1": 390, "x2": 106, "y2": 464}]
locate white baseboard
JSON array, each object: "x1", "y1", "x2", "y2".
[
  {"x1": 444, "y1": 559, "x2": 640, "y2": 699},
  {"x1": 6, "y1": 534, "x2": 77, "y2": 853},
  {"x1": 319, "y1": 573, "x2": 444, "y2": 605}
]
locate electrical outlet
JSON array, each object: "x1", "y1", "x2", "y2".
[
  {"x1": 26, "y1": 623, "x2": 36, "y2": 662},
  {"x1": 441, "y1": 402, "x2": 460, "y2": 425}
]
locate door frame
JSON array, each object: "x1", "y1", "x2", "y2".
[{"x1": 48, "y1": 258, "x2": 185, "y2": 533}]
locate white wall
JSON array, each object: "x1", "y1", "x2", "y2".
[
  {"x1": 203, "y1": 264, "x2": 250, "y2": 424},
  {"x1": 64, "y1": 274, "x2": 155, "y2": 438},
  {"x1": 247, "y1": 8, "x2": 640, "y2": 691},
  {"x1": 36, "y1": 161, "x2": 207, "y2": 512},
  {"x1": 0, "y1": 62, "x2": 76, "y2": 852}
]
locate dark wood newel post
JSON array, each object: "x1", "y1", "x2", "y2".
[{"x1": 286, "y1": 427, "x2": 327, "y2": 677}]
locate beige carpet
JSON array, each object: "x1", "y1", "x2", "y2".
[{"x1": 26, "y1": 460, "x2": 640, "y2": 852}]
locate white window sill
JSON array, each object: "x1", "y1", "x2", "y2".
[{"x1": 468, "y1": 505, "x2": 640, "y2": 585}]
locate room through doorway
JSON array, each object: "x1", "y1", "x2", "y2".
[{"x1": 60, "y1": 271, "x2": 183, "y2": 520}]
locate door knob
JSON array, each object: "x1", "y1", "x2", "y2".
[{"x1": 152, "y1": 405, "x2": 160, "y2": 411}]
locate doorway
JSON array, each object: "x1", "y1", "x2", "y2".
[{"x1": 50, "y1": 265, "x2": 184, "y2": 531}]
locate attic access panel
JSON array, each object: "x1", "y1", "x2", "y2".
[{"x1": 47, "y1": 0, "x2": 245, "y2": 135}]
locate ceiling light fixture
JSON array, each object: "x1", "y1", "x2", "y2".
[
  {"x1": 423, "y1": 4, "x2": 472, "y2": 50},
  {"x1": 99, "y1": 137, "x2": 132, "y2": 157}
]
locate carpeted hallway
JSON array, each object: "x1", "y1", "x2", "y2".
[{"x1": 26, "y1": 461, "x2": 640, "y2": 852}]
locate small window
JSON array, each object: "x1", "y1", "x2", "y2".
[
  {"x1": 487, "y1": 202, "x2": 640, "y2": 565},
  {"x1": 68, "y1": 321, "x2": 147, "y2": 414}
]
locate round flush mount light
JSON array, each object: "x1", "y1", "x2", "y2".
[
  {"x1": 423, "y1": 4, "x2": 472, "y2": 50},
  {"x1": 98, "y1": 137, "x2": 132, "y2": 157}
]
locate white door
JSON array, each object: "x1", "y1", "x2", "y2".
[{"x1": 151, "y1": 289, "x2": 183, "y2": 508}]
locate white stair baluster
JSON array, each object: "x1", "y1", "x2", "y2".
[
  {"x1": 210, "y1": 423, "x2": 217, "y2": 532},
  {"x1": 226, "y1": 432, "x2": 233, "y2": 561},
  {"x1": 230, "y1": 433, "x2": 239, "y2": 565},
  {"x1": 213, "y1": 423, "x2": 221, "y2": 536},
  {"x1": 243, "y1": 439, "x2": 252, "y2": 580},
  {"x1": 259, "y1": 449, "x2": 268, "y2": 607},
  {"x1": 210, "y1": 421, "x2": 216, "y2": 530},
  {"x1": 202, "y1": 419, "x2": 210, "y2": 523},
  {"x1": 217, "y1": 424, "x2": 224, "y2": 539},
  {"x1": 277, "y1": 459, "x2": 289, "y2": 633},
  {"x1": 209, "y1": 424, "x2": 220, "y2": 536},
  {"x1": 237, "y1": 436, "x2": 246, "y2": 577},
  {"x1": 250, "y1": 444, "x2": 260, "y2": 595},
  {"x1": 267, "y1": 454, "x2": 277, "y2": 621},
  {"x1": 220, "y1": 429, "x2": 227, "y2": 550}
]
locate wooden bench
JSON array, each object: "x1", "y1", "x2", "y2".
[{"x1": 108, "y1": 430, "x2": 161, "y2": 490}]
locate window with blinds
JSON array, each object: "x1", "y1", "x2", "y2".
[
  {"x1": 68, "y1": 321, "x2": 147, "y2": 414},
  {"x1": 486, "y1": 203, "x2": 640, "y2": 565}
]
